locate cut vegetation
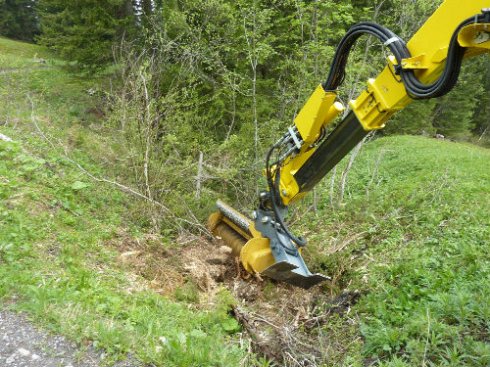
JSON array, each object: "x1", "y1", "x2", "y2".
[{"x1": 1, "y1": 34, "x2": 489, "y2": 367}]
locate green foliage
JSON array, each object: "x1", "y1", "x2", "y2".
[
  {"x1": 472, "y1": 56, "x2": 490, "y2": 144},
  {"x1": 385, "y1": 99, "x2": 437, "y2": 136},
  {"x1": 0, "y1": 39, "x2": 247, "y2": 366},
  {"x1": 1, "y1": 0, "x2": 488, "y2": 138},
  {"x1": 0, "y1": 0, "x2": 39, "y2": 41},
  {"x1": 1, "y1": 2, "x2": 490, "y2": 365},
  {"x1": 36, "y1": 0, "x2": 134, "y2": 68},
  {"x1": 432, "y1": 59, "x2": 486, "y2": 139},
  {"x1": 301, "y1": 135, "x2": 490, "y2": 366},
  {"x1": 103, "y1": 1, "x2": 489, "y2": 236},
  {"x1": 174, "y1": 281, "x2": 200, "y2": 304},
  {"x1": 105, "y1": 0, "x2": 374, "y2": 221}
]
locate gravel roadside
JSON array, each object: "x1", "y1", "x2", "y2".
[{"x1": 0, "y1": 311, "x2": 143, "y2": 367}]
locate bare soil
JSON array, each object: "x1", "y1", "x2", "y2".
[{"x1": 110, "y1": 230, "x2": 363, "y2": 366}]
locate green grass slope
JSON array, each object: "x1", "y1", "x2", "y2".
[
  {"x1": 302, "y1": 136, "x2": 490, "y2": 366},
  {"x1": 1, "y1": 37, "x2": 489, "y2": 367},
  {"x1": 0, "y1": 37, "x2": 246, "y2": 366},
  {"x1": 359, "y1": 138, "x2": 489, "y2": 367}
]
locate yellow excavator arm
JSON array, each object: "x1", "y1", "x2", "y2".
[{"x1": 209, "y1": 1, "x2": 490, "y2": 289}]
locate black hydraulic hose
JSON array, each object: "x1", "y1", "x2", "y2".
[
  {"x1": 323, "y1": 21, "x2": 409, "y2": 91},
  {"x1": 323, "y1": 12, "x2": 490, "y2": 99},
  {"x1": 400, "y1": 14, "x2": 487, "y2": 98}
]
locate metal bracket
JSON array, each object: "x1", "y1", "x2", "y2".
[
  {"x1": 288, "y1": 127, "x2": 302, "y2": 150},
  {"x1": 253, "y1": 207, "x2": 329, "y2": 289},
  {"x1": 401, "y1": 54, "x2": 428, "y2": 70}
]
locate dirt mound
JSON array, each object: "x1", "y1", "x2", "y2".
[
  {"x1": 230, "y1": 279, "x2": 362, "y2": 365},
  {"x1": 108, "y1": 230, "x2": 237, "y2": 297},
  {"x1": 109, "y1": 230, "x2": 362, "y2": 366}
]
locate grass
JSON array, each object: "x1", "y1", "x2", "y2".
[
  {"x1": 0, "y1": 37, "x2": 248, "y2": 366},
  {"x1": 355, "y1": 139, "x2": 490, "y2": 367},
  {"x1": 1, "y1": 36, "x2": 489, "y2": 367},
  {"x1": 300, "y1": 136, "x2": 490, "y2": 366},
  {"x1": 0, "y1": 36, "x2": 51, "y2": 69}
]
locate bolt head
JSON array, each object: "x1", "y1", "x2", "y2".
[
  {"x1": 261, "y1": 216, "x2": 270, "y2": 224},
  {"x1": 252, "y1": 211, "x2": 257, "y2": 220}
]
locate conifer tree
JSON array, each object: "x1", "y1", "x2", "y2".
[
  {"x1": 431, "y1": 59, "x2": 485, "y2": 138},
  {"x1": 472, "y1": 57, "x2": 490, "y2": 142},
  {"x1": 0, "y1": 0, "x2": 39, "y2": 41},
  {"x1": 36, "y1": 0, "x2": 135, "y2": 68}
]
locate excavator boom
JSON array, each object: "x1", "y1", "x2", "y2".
[{"x1": 209, "y1": 1, "x2": 490, "y2": 288}]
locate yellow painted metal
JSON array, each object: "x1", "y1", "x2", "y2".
[
  {"x1": 240, "y1": 237, "x2": 275, "y2": 274},
  {"x1": 294, "y1": 85, "x2": 338, "y2": 144},
  {"x1": 208, "y1": 211, "x2": 250, "y2": 242},
  {"x1": 401, "y1": 54, "x2": 428, "y2": 70},
  {"x1": 208, "y1": 205, "x2": 274, "y2": 274},
  {"x1": 351, "y1": 0, "x2": 490, "y2": 131},
  {"x1": 212, "y1": 222, "x2": 247, "y2": 256},
  {"x1": 458, "y1": 24, "x2": 490, "y2": 50},
  {"x1": 277, "y1": 92, "x2": 343, "y2": 205},
  {"x1": 210, "y1": 1, "x2": 490, "y2": 281},
  {"x1": 324, "y1": 102, "x2": 345, "y2": 126},
  {"x1": 277, "y1": 145, "x2": 321, "y2": 205},
  {"x1": 276, "y1": 0, "x2": 490, "y2": 203}
]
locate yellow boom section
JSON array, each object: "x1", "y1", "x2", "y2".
[
  {"x1": 281, "y1": 0, "x2": 490, "y2": 204},
  {"x1": 351, "y1": 0, "x2": 490, "y2": 131}
]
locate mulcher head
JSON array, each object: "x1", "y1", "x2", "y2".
[{"x1": 208, "y1": 200, "x2": 329, "y2": 289}]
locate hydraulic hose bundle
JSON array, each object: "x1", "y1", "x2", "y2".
[{"x1": 323, "y1": 12, "x2": 490, "y2": 98}]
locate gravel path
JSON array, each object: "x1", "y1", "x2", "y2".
[{"x1": 0, "y1": 311, "x2": 142, "y2": 367}]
